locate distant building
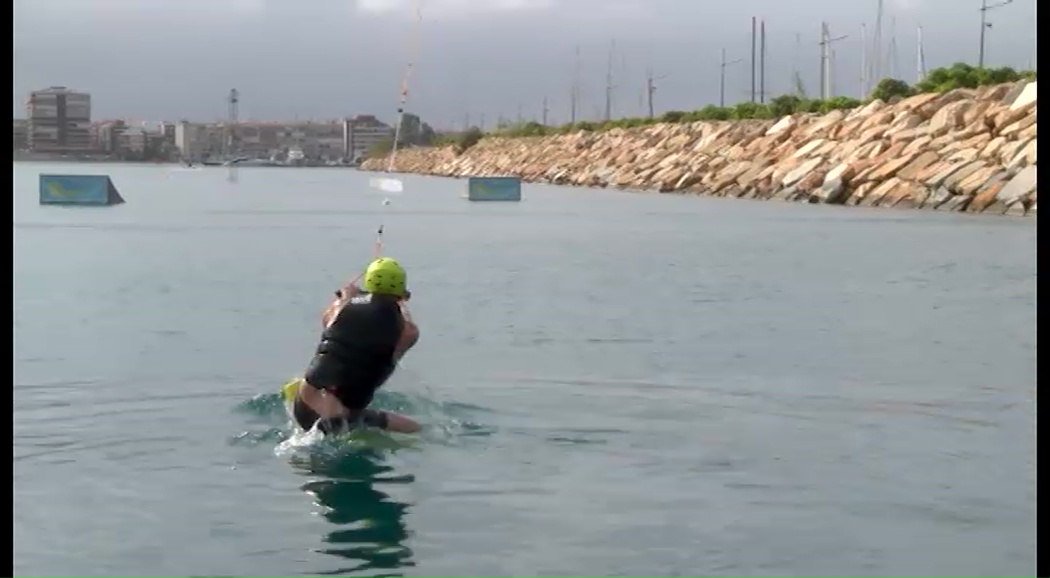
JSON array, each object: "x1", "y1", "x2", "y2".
[
  {"x1": 342, "y1": 115, "x2": 394, "y2": 162},
  {"x1": 171, "y1": 115, "x2": 430, "y2": 163},
  {"x1": 26, "y1": 86, "x2": 93, "y2": 152},
  {"x1": 117, "y1": 127, "x2": 148, "y2": 155},
  {"x1": 174, "y1": 121, "x2": 196, "y2": 158},
  {"x1": 175, "y1": 120, "x2": 223, "y2": 160},
  {"x1": 264, "y1": 121, "x2": 343, "y2": 160},
  {"x1": 98, "y1": 121, "x2": 121, "y2": 153},
  {"x1": 13, "y1": 119, "x2": 28, "y2": 150},
  {"x1": 161, "y1": 122, "x2": 176, "y2": 147},
  {"x1": 234, "y1": 122, "x2": 279, "y2": 157}
]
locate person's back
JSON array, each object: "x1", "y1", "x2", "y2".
[
  {"x1": 306, "y1": 291, "x2": 402, "y2": 408},
  {"x1": 293, "y1": 257, "x2": 421, "y2": 434}
]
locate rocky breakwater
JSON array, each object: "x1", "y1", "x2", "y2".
[{"x1": 365, "y1": 80, "x2": 1037, "y2": 215}]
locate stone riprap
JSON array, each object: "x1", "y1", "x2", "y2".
[{"x1": 363, "y1": 81, "x2": 1037, "y2": 216}]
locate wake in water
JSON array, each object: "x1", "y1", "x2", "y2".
[{"x1": 229, "y1": 383, "x2": 495, "y2": 457}]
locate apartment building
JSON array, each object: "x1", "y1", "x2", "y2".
[
  {"x1": 118, "y1": 127, "x2": 149, "y2": 155},
  {"x1": 342, "y1": 115, "x2": 395, "y2": 162},
  {"x1": 175, "y1": 121, "x2": 225, "y2": 160},
  {"x1": 236, "y1": 121, "x2": 345, "y2": 159},
  {"x1": 13, "y1": 119, "x2": 28, "y2": 150},
  {"x1": 174, "y1": 119, "x2": 384, "y2": 162},
  {"x1": 168, "y1": 111, "x2": 438, "y2": 163},
  {"x1": 94, "y1": 120, "x2": 126, "y2": 153},
  {"x1": 26, "y1": 86, "x2": 93, "y2": 152}
]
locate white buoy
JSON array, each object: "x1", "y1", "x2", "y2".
[{"x1": 383, "y1": 198, "x2": 392, "y2": 206}]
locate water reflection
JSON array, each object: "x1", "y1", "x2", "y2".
[{"x1": 292, "y1": 448, "x2": 415, "y2": 577}]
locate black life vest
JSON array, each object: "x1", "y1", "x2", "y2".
[{"x1": 304, "y1": 293, "x2": 403, "y2": 409}]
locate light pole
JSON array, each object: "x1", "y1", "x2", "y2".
[
  {"x1": 979, "y1": 0, "x2": 1014, "y2": 68},
  {"x1": 720, "y1": 48, "x2": 743, "y2": 107},
  {"x1": 646, "y1": 68, "x2": 669, "y2": 118},
  {"x1": 818, "y1": 22, "x2": 848, "y2": 100}
]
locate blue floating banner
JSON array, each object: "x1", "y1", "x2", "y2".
[
  {"x1": 39, "y1": 174, "x2": 125, "y2": 206},
  {"x1": 466, "y1": 176, "x2": 522, "y2": 202}
]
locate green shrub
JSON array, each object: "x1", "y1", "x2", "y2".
[
  {"x1": 870, "y1": 78, "x2": 916, "y2": 101},
  {"x1": 732, "y1": 102, "x2": 773, "y2": 120},
  {"x1": 490, "y1": 121, "x2": 548, "y2": 138},
  {"x1": 768, "y1": 95, "x2": 803, "y2": 117},
  {"x1": 820, "y1": 96, "x2": 863, "y2": 113},
  {"x1": 366, "y1": 138, "x2": 395, "y2": 159},
  {"x1": 694, "y1": 105, "x2": 732, "y2": 121},
  {"x1": 660, "y1": 110, "x2": 686, "y2": 123},
  {"x1": 454, "y1": 127, "x2": 483, "y2": 153},
  {"x1": 915, "y1": 62, "x2": 1029, "y2": 94}
]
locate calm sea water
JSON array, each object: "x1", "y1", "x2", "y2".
[{"x1": 13, "y1": 163, "x2": 1036, "y2": 577}]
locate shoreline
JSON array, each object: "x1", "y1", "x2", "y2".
[
  {"x1": 13, "y1": 155, "x2": 180, "y2": 165},
  {"x1": 362, "y1": 80, "x2": 1037, "y2": 217},
  {"x1": 12, "y1": 152, "x2": 359, "y2": 169},
  {"x1": 12, "y1": 157, "x2": 360, "y2": 169}
]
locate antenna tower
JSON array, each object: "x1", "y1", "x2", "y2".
[
  {"x1": 571, "y1": 45, "x2": 581, "y2": 124},
  {"x1": 860, "y1": 23, "x2": 868, "y2": 97},
  {"x1": 646, "y1": 67, "x2": 669, "y2": 118},
  {"x1": 888, "y1": 16, "x2": 899, "y2": 79},
  {"x1": 604, "y1": 40, "x2": 617, "y2": 121},
  {"x1": 793, "y1": 33, "x2": 808, "y2": 98},
  {"x1": 819, "y1": 23, "x2": 848, "y2": 99},
  {"x1": 872, "y1": 0, "x2": 885, "y2": 83},
  {"x1": 751, "y1": 16, "x2": 758, "y2": 102},
  {"x1": 917, "y1": 25, "x2": 928, "y2": 83},
  {"x1": 759, "y1": 19, "x2": 767, "y2": 103},
  {"x1": 719, "y1": 48, "x2": 744, "y2": 107},
  {"x1": 226, "y1": 88, "x2": 239, "y2": 158}
]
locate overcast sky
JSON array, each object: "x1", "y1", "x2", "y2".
[{"x1": 14, "y1": 0, "x2": 1038, "y2": 129}]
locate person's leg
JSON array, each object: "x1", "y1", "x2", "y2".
[
  {"x1": 314, "y1": 409, "x2": 420, "y2": 435},
  {"x1": 327, "y1": 375, "x2": 420, "y2": 433},
  {"x1": 292, "y1": 395, "x2": 322, "y2": 431}
]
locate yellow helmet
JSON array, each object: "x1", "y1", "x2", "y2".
[{"x1": 362, "y1": 257, "x2": 407, "y2": 297}]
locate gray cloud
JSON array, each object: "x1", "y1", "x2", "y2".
[{"x1": 14, "y1": 0, "x2": 1038, "y2": 129}]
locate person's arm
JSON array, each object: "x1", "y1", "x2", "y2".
[
  {"x1": 321, "y1": 284, "x2": 363, "y2": 328},
  {"x1": 398, "y1": 299, "x2": 414, "y2": 324},
  {"x1": 321, "y1": 299, "x2": 342, "y2": 328},
  {"x1": 383, "y1": 411, "x2": 421, "y2": 434},
  {"x1": 393, "y1": 309, "x2": 419, "y2": 360}
]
